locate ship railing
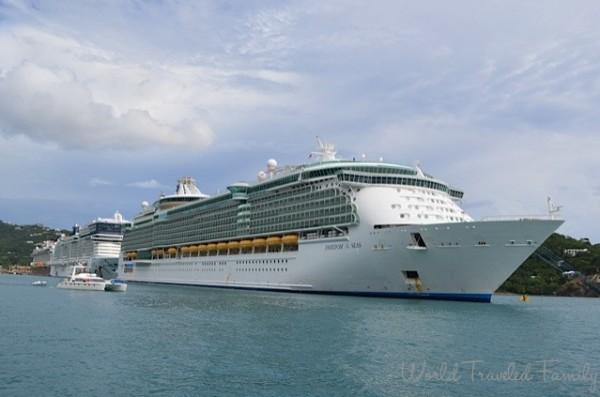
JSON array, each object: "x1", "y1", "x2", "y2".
[{"x1": 480, "y1": 215, "x2": 562, "y2": 222}]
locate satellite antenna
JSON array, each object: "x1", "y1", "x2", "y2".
[
  {"x1": 414, "y1": 161, "x2": 425, "y2": 177},
  {"x1": 547, "y1": 196, "x2": 563, "y2": 219},
  {"x1": 257, "y1": 170, "x2": 268, "y2": 182},
  {"x1": 267, "y1": 159, "x2": 278, "y2": 172},
  {"x1": 114, "y1": 211, "x2": 123, "y2": 222}
]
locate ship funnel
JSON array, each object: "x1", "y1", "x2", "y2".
[{"x1": 174, "y1": 177, "x2": 209, "y2": 198}]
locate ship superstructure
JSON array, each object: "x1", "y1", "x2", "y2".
[
  {"x1": 49, "y1": 211, "x2": 130, "y2": 278},
  {"x1": 118, "y1": 141, "x2": 563, "y2": 302},
  {"x1": 31, "y1": 240, "x2": 56, "y2": 266}
]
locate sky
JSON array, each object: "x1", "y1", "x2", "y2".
[{"x1": 0, "y1": 0, "x2": 599, "y2": 241}]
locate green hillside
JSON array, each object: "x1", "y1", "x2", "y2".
[
  {"x1": 0, "y1": 220, "x2": 64, "y2": 266},
  {"x1": 500, "y1": 233, "x2": 600, "y2": 295}
]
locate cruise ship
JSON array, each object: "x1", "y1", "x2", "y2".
[
  {"x1": 49, "y1": 212, "x2": 131, "y2": 278},
  {"x1": 31, "y1": 240, "x2": 56, "y2": 266},
  {"x1": 30, "y1": 240, "x2": 56, "y2": 276},
  {"x1": 117, "y1": 140, "x2": 563, "y2": 302}
]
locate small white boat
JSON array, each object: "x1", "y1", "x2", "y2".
[
  {"x1": 105, "y1": 279, "x2": 128, "y2": 292},
  {"x1": 32, "y1": 280, "x2": 47, "y2": 287},
  {"x1": 57, "y1": 265, "x2": 106, "y2": 291}
]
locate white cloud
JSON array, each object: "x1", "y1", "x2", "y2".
[
  {"x1": 0, "y1": 26, "x2": 303, "y2": 150},
  {"x1": 236, "y1": 8, "x2": 297, "y2": 61},
  {"x1": 127, "y1": 179, "x2": 169, "y2": 189},
  {"x1": 88, "y1": 178, "x2": 112, "y2": 187}
]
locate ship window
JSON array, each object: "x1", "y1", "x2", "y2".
[{"x1": 404, "y1": 271, "x2": 419, "y2": 279}]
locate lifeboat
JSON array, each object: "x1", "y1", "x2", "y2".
[
  {"x1": 198, "y1": 244, "x2": 208, "y2": 253},
  {"x1": 151, "y1": 249, "x2": 157, "y2": 256},
  {"x1": 217, "y1": 242, "x2": 228, "y2": 252},
  {"x1": 167, "y1": 247, "x2": 177, "y2": 255},
  {"x1": 266, "y1": 236, "x2": 282, "y2": 246},
  {"x1": 252, "y1": 238, "x2": 266, "y2": 247},
  {"x1": 188, "y1": 245, "x2": 199, "y2": 254},
  {"x1": 181, "y1": 246, "x2": 190, "y2": 254},
  {"x1": 206, "y1": 243, "x2": 217, "y2": 252},
  {"x1": 282, "y1": 235, "x2": 299, "y2": 245},
  {"x1": 227, "y1": 241, "x2": 240, "y2": 250},
  {"x1": 239, "y1": 240, "x2": 252, "y2": 249}
]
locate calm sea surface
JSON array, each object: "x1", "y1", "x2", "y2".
[{"x1": 1, "y1": 274, "x2": 599, "y2": 397}]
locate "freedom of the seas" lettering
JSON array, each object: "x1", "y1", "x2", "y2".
[{"x1": 324, "y1": 242, "x2": 362, "y2": 250}]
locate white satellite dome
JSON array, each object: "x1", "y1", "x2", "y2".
[
  {"x1": 141, "y1": 201, "x2": 150, "y2": 208},
  {"x1": 267, "y1": 159, "x2": 278, "y2": 171},
  {"x1": 257, "y1": 171, "x2": 268, "y2": 181}
]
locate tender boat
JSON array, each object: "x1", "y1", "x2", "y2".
[
  {"x1": 32, "y1": 280, "x2": 47, "y2": 286},
  {"x1": 105, "y1": 279, "x2": 128, "y2": 292},
  {"x1": 56, "y1": 265, "x2": 106, "y2": 291}
]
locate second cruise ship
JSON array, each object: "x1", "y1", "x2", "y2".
[{"x1": 49, "y1": 211, "x2": 131, "y2": 278}]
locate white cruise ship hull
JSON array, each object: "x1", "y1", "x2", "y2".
[
  {"x1": 117, "y1": 219, "x2": 562, "y2": 302},
  {"x1": 50, "y1": 263, "x2": 76, "y2": 278},
  {"x1": 50, "y1": 258, "x2": 119, "y2": 279}
]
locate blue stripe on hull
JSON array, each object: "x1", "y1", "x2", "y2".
[
  {"x1": 313, "y1": 290, "x2": 493, "y2": 303},
  {"x1": 130, "y1": 281, "x2": 492, "y2": 303}
]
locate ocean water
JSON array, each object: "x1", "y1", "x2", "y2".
[{"x1": 1, "y1": 275, "x2": 599, "y2": 397}]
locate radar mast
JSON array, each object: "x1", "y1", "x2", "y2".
[{"x1": 310, "y1": 137, "x2": 337, "y2": 162}]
